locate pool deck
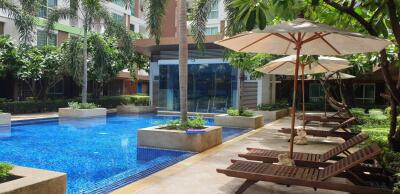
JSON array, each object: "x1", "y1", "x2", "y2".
[{"x1": 112, "y1": 116, "x2": 349, "y2": 194}]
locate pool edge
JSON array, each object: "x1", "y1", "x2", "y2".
[{"x1": 109, "y1": 120, "x2": 281, "y2": 194}]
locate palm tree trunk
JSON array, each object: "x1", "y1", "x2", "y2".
[
  {"x1": 82, "y1": 29, "x2": 88, "y2": 103},
  {"x1": 178, "y1": 0, "x2": 188, "y2": 122}
]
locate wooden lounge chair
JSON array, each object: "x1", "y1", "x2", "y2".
[
  {"x1": 238, "y1": 133, "x2": 382, "y2": 173},
  {"x1": 217, "y1": 144, "x2": 393, "y2": 194},
  {"x1": 279, "y1": 116, "x2": 359, "y2": 140},
  {"x1": 300, "y1": 96, "x2": 352, "y2": 125},
  {"x1": 239, "y1": 133, "x2": 367, "y2": 165}
]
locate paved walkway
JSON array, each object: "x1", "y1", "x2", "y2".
[{"x1": 112, "y1": 117, "x2": 350, "y2": 194}]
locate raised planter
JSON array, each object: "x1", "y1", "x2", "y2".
[
  {"x1": 253, "y1": 108, "x2": 289, "y2": 121},
  {"x1": 138, "y1": 126, "x2": 222, "y2": 152},
  {"x1": 0, "y1": 166, "x2": 66, "y2": 194},
  {"x1": 58, "y1": 108, "x2": 107, "y2": 118},
  {"x1": 0, "y1": 113, "x2": 11, "y2": 125},
  {"x1": 214, "y1": 114, "x2": 264, "y2": 129},
  {"x1": 116, "y1": 105, "x2": 155, "y2": 114}
]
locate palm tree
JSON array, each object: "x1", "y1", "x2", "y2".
[
  {"x1": 46, "y1": 0, "x2": 134, "y2": 103},
  {"x1": 145, "y1": 0, "x2": 188, "y2": 122},
  {"x1": 0, "y1": 0, "x2": 39, "y2": 45}
]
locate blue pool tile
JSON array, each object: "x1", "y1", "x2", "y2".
[{"x1": 0, "y1": 114, "x2": 248, "y2": 193}]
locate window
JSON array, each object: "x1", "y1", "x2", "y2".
[
  {"x1": 37, "y1": 30, "x2": 57, "y2": 47},
  {"x1": 112, "y1": 13, "x2": 124, "y2": 25},
  {"x1": 37, "y1": 0, "x2": 57, "y2": 18},
  {"x1": 208, "y1": 1, "x2": 218, "y2": 19},
  {"x1": 354, "y1": 83, "x2": 375, "y2": 104},
  {"x1": 130, "y1": 0, "x2": 135, "y2": 16},
  {"x1": 0, "y1": 22, "x2": 4, "y2": 35},
  {"x1": 205, "y1": 27, "x2": 219, "y2": 35},
  {"x1": 112, "y1": 0, "x2": 124, "y2": 7},
  {"x1": 48, "y1": 80, "x2": 64, "y2": 97},
  {"x1": 309, "y1": 83, "x2": 325, "y2": 103},
  {"x1": 130, "y1": 24, "x2": 135, "y2": 32}
]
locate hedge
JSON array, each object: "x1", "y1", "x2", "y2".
[{"x1": 0, "y1": 95, "x2": 150, "y2": 114}]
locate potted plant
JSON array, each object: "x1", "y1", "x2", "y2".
[
  {"x1": 138, "y1": 115, "x2": 222, "y2": 152},
  {"x1": 253, "y1": 101, "x2": 289, "y2": 121},
  {"x1": 58, "y1": 102, "x2": 107, "y2": 118},
  {"x1": 214, "y1": 107, "x2": 264, "y2": 129},
  {"x1": 0, "y1": 163, "x2": 66, "y2": 193}
]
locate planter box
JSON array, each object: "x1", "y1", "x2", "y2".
[
  {"x1": 0, "y1": 166, "x2": 66, "y2": 194},
  {"x1": 214, "y1": 114, "x2": 264, "y2": 129},
  {"x1": 116, "y1": 105, "x2": 155, "y2": 114},
  {"x1": 253, "y1": 108, "x2": 289, "y2": 121},
  {"x1": 138, "y1": 126, "x2": 222, "y2": 152},
  {"x1": 0, "y1": 113, "x2": 11, "y2": 125},
  {"x1": 58, "y1": 108, "x2": 107, "y2": 118}
]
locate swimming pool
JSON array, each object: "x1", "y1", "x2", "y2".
[{"x1": 0, "y1": 114, "x2": 249, "y2": 193}]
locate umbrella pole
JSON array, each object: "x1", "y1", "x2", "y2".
[
  {"x1": 301, "y1": 65, "x2": 305, "y2": 128},
  {"x1": 289, "y1": 36, "x2": 301, "y2": 159}
]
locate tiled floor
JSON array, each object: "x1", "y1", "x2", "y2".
[{"x1": 112, "y1": 116, "x2": 350, "y2": 194}]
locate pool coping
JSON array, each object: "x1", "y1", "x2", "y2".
[
  {"x1": 0, "y1": 166, "x2": 66, "y2": 194},
  {"x1": 110, "y1": 120, "x2": 280, "y2": 194}
]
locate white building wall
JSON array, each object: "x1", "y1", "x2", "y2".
[{"x1": 0, "y1": 0, "x2": 147, "y2": 44}]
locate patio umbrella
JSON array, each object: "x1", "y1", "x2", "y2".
[
  {"x1": 215, "y1": 18, "x2": 391, "y2": 159},
  {"x1": 256, "y1": 55, "x2": 351, "y2": 128}
]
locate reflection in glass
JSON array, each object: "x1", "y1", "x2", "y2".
[{"x1": 158, "y1": 63, "x2": 238, "y2": 113}]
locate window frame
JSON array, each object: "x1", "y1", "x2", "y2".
[
  {"x1": 353, "y1": 83, "x2": 376, "y2": 104},
  {"x1": 309, "y1": 83, "x2": 325, "y2": 103},
  {"x1": 207, "y1": 1, "x2": 219, "y2": 19},
  {"x1": 205, "y1": 26, "x2": 219, "y2": 35},
  {"x1": 37, "y1": 0, "x2": 58, "y2": 18},
  {"x1": 37, "y1": 30, "x2": 58, "y2": 47}
]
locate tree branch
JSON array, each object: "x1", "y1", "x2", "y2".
[
  {"x1": 322, "y1": 0, "x2": 377, "y2": 35},
  {"x1": 387, "y1": 0, "x2": 400, "y2": 45}
]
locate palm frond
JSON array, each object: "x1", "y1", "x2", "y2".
[
  {"x1": 0, "y1": 0, "x2": 36, "y2": 43},
  {"x1": 46, "y1": 8, "x2": 75, "y2": 33},
  {"x1": 190, "y1": 0, "x2": 218, "y2": 50},
  {"x1": 145, "y1": 0, "x2": 167, "y2": 44}
]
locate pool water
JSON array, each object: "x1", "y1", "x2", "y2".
[{"x1": 0, "y1": 114, "x2": 249, "y2": 193}]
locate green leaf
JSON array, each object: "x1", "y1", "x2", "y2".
[{"x1": 246, "y1": 10, "x2": 256, "y2": 31}]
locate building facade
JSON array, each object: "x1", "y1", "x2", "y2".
[
  {"x1": 136, "y1": 0, "x2": 277, "y2": 113},
  {"x1": 0, "y1": 0, "x2": 148, "y2": 100}
]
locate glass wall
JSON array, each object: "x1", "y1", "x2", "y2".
[{"x1": 158, "y1": 63, "x2": 238, "y2": 113}]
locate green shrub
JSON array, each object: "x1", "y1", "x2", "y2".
[
  {"x1": 369, "y1": 108, "x2": 384, "y2": 115},
  {"x1": 0, "y1": 163, "x2": 12, "y2": 182},
  {"x1": 227, "y1": 107, "x2": 254, "y2": 117},
  {"x1": 0, "y1": 95, "x2": 150, "y2": 114},
  {"x1": 257, "y1": 101, "x2": 288, "y2": 111},
  {"x1": 187, "y1": 115, "x2": 206, "y2": 129},
  {"x1": 162, "y1": 115, "x2": 206, "y2": 130},
  {"x1": 68, "y1": 102, "x2": 98, "y2": 109},
  {"x1": 227, "y1": 107, "x2": 239, "y2": 116}
]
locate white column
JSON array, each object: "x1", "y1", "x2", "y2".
[{"x1": 257, "y1": 75, "x2": 277, "y2": 105}]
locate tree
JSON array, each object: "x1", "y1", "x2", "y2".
[
  {"x1": 14, "y1": 45, "x2": 63, "y2": 100},
  {"x1": 0, "y1": 0, "x2": 39, "y2": 45},
  {"x1": 46, "y1": 0, "x2": 135, "y2": 104},
  {"x1": 145, "y1": 0, "x2": 189, "y2": 122}
]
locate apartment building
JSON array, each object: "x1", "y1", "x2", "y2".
[{"x1": 0, "y1": 0, "x2": 149, "y2": 100}]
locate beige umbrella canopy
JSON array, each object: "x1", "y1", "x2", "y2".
[
  {"x1": 308, "y1": 72, "x2": 355, "y2": 80},
  {"x1": 256, "y1": 55, "x2": 351, "y2": 129},
  {"x1": 216, "y1": 18, "x2": 390, "y2": 55},
  {"x1": 215, "y1": 18, "x2": 391, "y2": 159},
  {"x1": 256, "y1": 55, "x2": 350, "y2": 75}
]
